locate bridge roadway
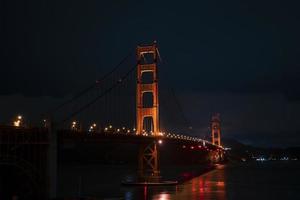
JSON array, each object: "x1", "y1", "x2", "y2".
[
  {"x1": 0, "y1": 125, "x2": 223, "y2": 152},
  {"x1": 58, "y1": 129, "x2": 223, "y2": 152}
]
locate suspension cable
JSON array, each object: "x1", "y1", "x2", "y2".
[
  {"x1": 59, "y1": 64, "x2": 137, "y2": 125},
  {"x1": 47, "y1": 50, "x2": 134, "y2": 115}
]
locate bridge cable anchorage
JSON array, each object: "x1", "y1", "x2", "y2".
[
  {"x1": 46, "y1": 50, "x2": 134, "y2": 116},
  {"x1": 59, "y1": 64, "x2": 137, "y2": 125}
]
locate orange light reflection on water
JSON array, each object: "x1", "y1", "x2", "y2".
[
  {"x1": 139, "y1": 167, "x2": 227, "y2": 200},
  {"x1": 174, "y1": 168, "x2": 226, "y2": 200}
]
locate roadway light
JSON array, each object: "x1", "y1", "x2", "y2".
[
  {"x1": 13, "y1": 120, "x2": 20, "y2": 127},
  {"x1": 71, "y1": 121, "x2": 77, "y2": 130},
  {"x1": 13, "y1": 115, "x2": 23, "y2": 127}
]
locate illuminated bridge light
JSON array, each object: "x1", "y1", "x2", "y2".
[
  {"x1": 89, "y1": 124, "x2": 96, "y2": 132},
  {"x1": 71, "y1": 121, "x2": 78, "y2": 130},
  {"x1": 13, "y1": 115, "x2": 23, "y2": 127}
]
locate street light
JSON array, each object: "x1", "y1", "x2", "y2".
[{"x1": 13, "y1": 115, "x2": 23, "y2": 127}]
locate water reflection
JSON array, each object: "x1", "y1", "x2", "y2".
[
  {"x1": 122, "y1": 165, "x2": 226, "y2": 200},
  {"x1": 172, "y1": 165, "x2": 226, "y2": 200}
]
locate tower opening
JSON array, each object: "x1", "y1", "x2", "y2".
[
  {"x1": 142, "y1": 92, "x2": 154, "y2": 108},
  {"x1": 141, "y1": 71, "x2": 154, "y2": 84},
  {"x1": 143, "y1": 116, "x2": 154, "y2": 133}
]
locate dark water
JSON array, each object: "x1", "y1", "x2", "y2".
[{"x1": 59, "y1": 161, "x2": 300, "y2": 199}]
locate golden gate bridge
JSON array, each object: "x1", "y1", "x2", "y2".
[{"x1": 0, "y1": 42, "x2": 225, "y2": 199}]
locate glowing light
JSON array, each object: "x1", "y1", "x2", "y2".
[
  {"x1": 13, "y1": 120, "x2": 20, "y2": 127},
  {"x1": 71, "y1": 121, "x2": 77, "y2": 130},
  {"x1": 158, "y1": 139, "x2": 163, "y2": 144},
  {"x1": 155, "y1": 193, "x2": 171, "y2": 200},
  {"x1": 13, "y1": 115, "x2": 23, "y2": 127},
  {"x1": 109, "y1": 125, "x2": 112, "y2": 129}
]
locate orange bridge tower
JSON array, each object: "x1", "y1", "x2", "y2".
[
  {"x1": 136, "y1": 43, "x2": 159, "y2": 136},
  {"x1": 136, "y1": 42, "x2": 160, "y2": 182},
  {"x1": 211, "y1": 113, "x2": 221, "y2": 146}
]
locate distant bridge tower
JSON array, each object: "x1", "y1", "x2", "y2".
[
  {"x1": 136, "y1": 42, "x2": 159, "y2": 136},
  {"x1": 136, "y1": 42, "x2": 160, "y2": 182},
  {"x1": 211, "y1": 113, "x2": 221, "y2": 146}
]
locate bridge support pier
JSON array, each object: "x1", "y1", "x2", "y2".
[{"x1": 138, "y1": 142, "x2": 161, "y2": 182}]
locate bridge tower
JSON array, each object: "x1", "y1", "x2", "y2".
[
  {"x1": 136, "y1": 42, "x2": 159, "y2": 136},
  {"x1": 136, "y1": 42, "x2": 160, "y2": 182},
  {"x1": 211, "y1": 113, "x2": 221, "y2": 146}
]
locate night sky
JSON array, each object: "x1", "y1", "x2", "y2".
[{"x1": 1, "y1": 0, "x2": 300, "y2": 147}]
